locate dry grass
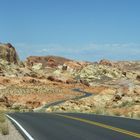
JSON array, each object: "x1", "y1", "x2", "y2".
[
  {"x1": 94, "y1": 107, "x2": 106, "y2": 115},
  {"x1": 0, "y1": 85, "x2": 62, "y2": 95},
  {"x1": 0, "y1": 112, "x2": 9, "y2": 135},
  {"x1": 136, "y1": 113, "x2": 140, "y2": 119}
]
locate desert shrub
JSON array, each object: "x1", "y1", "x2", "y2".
[
  {"x1": 0, "y1": 112, "x2": 9, "y2": 135},
  {"x1": 119, "y1": 101, "x2": 134, "y2": 108},
  {"x1": 1, "y1": 122, "x2": 9, "y2": 135},
  {"x1": 136, "y1": 113, "x2": 140, "y2": 119},
  {"x1": 113, "y1": 111, "x2": 121, "y2": 116},
  {"x1": 0, "y1": 85, "x2": 61, "y2": 95},
  {"x1": 94, "y1": 107, "x2": 105, "y2": 115},
  {"x1": 0, "y1": 113, "x2": 6, "y2": 123}
]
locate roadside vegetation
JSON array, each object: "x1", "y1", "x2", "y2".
[
  {"x1": 0, "y1": 111, "x2": 9, "y2": 135},
  {"x1": 0, "y1": 85, "x2": 62, "y2": 95},
  {"x1": 93, "y1": 108, "x2": 140, "y2": 119}
]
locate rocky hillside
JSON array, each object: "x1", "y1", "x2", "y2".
[
  {"x1": 99, "y1": 59, "x2": 140, "y2": 80},
  {"x1": 74, "y1": 64, "x2": 123, "y2": 86},
  {"x1": 0, "y1": 42, "x2": 140, "y2": 119},
  {"x1": 0, "y1": 43, "x2": 19, "y2": 64},
  {"x1": 0, "y1": 42, "x2": 139, "y2": 84}
]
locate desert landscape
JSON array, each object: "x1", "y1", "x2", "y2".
[
  {"x1": 0, "y1": 43, "x2": 140, "y2": 139},
  {"x1": 0, "y1": 42, "x2": 139, "y2": 118},
  {"x1": 1, "y1": 0, "x2": 140, "y2": 139}
]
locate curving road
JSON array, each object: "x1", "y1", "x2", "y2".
[
  {"x1": 35, "y1": 88, "x2": 93, "y2": 112},
  {"x1": 7, "y1": 89, "x2": 140, "y2": 140},
  {"x1": 8, "y1": 112, "x2": 140, "y2": 140}
]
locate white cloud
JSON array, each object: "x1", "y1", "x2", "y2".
[
  {"x1": 13, "y1": 42, "x2": 140, "y2": 61},
  {"x1": 37, "y1": 48, "x2": 48, "y2": 53}
]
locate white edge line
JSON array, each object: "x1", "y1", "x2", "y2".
[{"x1": 6, "y1": 115, "x2": 34, "y2": 140}]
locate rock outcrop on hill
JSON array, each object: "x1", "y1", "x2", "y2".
[
  {"x1": 74, "y1": 64, "x2": 123, "y2": 86},
  {"x1": 99, "y1": 59, "x2": 114, "y2": 66},
  {"x1": 25, "y1": 56, "x2": 71, "y2": 68},
  {"x1": 0, "y1": 43, "x2": 39, "y2": 77},
  {"x1": 0, "y1": 43, "x2": 19, "y2": 64}
]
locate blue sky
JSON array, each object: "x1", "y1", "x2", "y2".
[{"x1": 0, "y1": 0, "x2": 140, "y2": 61}]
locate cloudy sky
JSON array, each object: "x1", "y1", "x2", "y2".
[{"x1": 0, "y1": 0, "x2": 140, "y2": 61}]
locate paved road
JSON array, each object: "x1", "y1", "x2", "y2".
[
  {"x1": 35, "y1": 88, "x2": 93, "y2": 112},
  {"x1": 7, "y1": 89, "x2": 140, "y2": 140},
  {"x1": 44, "y1": 88, "x2": 92, "y2": 108},
  {"x1": 8, "y1": 112, "x2": 140, "y2": 140}
]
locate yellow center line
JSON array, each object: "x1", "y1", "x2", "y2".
[{"x1": 55, "y1": 113, "x2": 140, "y2": 139}]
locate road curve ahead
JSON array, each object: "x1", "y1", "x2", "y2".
[
  {"x1": 7, "y1": 113, "x2": 140, "y2": 140},
  {"x1": 36, "y1": 88, "x2": 92, "y2": 112}
]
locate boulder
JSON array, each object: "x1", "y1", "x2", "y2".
[
  {"x1": 0, "y1": 43, "x2": 19, "y2": 64},
  {"x1": 66, "y1": 79, "x2": 77, "y2": 84},
  {"x1": 136, "y1": 75, "x2": 140, "y2": 81},
  {"x1": 32, "y1": 63, "x2": 43, "y2": 70},
  {"x1": 99, "y1": 59, "x2": 114, "y2": 66},
  {"x1": 0, "y1": 95, "x2": 11, "y2": 107},
  {"x1": 47, "y1": 75, "x2": 63, "y2": 83},
  {"x1": 26, "y1": 101, "x2": 41, "y2": 109}
]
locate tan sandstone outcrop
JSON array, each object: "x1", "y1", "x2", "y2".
[{"x1": 0, "y1": 43, "x2": 19, "y2": 64}]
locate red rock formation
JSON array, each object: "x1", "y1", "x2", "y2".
[
  {"x1": 25, "y1": 56, "x2": 71, "y2": 68},
  {"x1": 99, "y1": 59, "x2": 114, "y2": 66}
]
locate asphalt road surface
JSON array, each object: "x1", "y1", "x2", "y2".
[{"x1": 8, "y1": 112, "x2": 140, "y2": 140}]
